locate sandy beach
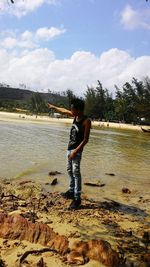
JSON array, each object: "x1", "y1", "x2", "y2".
[
  {"x1": 0, "y1": 111, "x2": 150, "y2": 267},
  {"x1": 0, "y1": 111, "x2": 73, "y2": 125},
  {"x1": 0, "y1": 111, "x2": 149, "y2": 131}
]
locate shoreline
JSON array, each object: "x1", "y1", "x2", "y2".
[{"x1": 0, "y1": 111, "x2": 149, "y2": 131}]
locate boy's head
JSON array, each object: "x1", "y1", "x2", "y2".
[{"x1": 70, "y1": 98, "x2": 85, "y2": 116}]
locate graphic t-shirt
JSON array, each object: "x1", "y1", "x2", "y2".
[{"x1": 68, "y1": 116, "x2": 87, "y2": 151}]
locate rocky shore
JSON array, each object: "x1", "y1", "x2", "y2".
[{"x1": 0, "y1": 177, "x2": 149, "y2": 267}]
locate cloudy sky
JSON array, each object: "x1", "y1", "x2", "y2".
[{"x1": 0, "y1": 0, "x2": 150, "y2": 95}]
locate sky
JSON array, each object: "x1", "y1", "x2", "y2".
[{"x1": 0, "y1": 0, "x2": 150, "y2": 96}]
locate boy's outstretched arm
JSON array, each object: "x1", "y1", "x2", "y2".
[{"x1": 47, "y1": 103, "x2": 73, "y2": 117}]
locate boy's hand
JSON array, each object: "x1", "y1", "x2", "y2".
[{"x1": 68, "y1": 150, "x2": 77, "y2": 159}]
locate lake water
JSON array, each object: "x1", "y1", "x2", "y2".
[{"x1": 0, "y1": 120, "x2": 150, "y2": 200}]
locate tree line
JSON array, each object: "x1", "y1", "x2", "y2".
[
  {"x1": 84, "y1": 77, "x2": 150, "y2": 125},
  {"x1": 0, "y1": 76, "x2": 150, "y2": 125}
]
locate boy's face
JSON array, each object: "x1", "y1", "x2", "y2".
[{"x1": 71, "y1": 107, "x2": 80, "y2": 116}]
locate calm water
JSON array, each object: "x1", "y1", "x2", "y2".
[{"x1": 0, "y1": 120, "x2": 150, "y2": 199}]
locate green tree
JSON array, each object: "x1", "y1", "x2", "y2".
[
  {"x1": 114, "y1": 77, "x2": 150, "y2": 124},
  {"x1": 84, "y1": 81, "x2": 114, "y2": 120},
  {"x1": 115, "y1": 87, "x2": 126, "y2": 121},
  {"x1": 29, "y1": 92, "x2": 46, "y2": 114},
  {"x1": 66, "y1": 89, "x2": 76, "y2": 108},
  {"x1": 84, "y1": 86, "x2": 97, "y2": 117}
]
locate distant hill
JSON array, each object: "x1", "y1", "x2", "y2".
[
  {"x1": 0, "y1": 86, "x2": 67, "y2": 104},
  {"x1": 0, "y1": 86, "x2": 33, "y2": 100}
]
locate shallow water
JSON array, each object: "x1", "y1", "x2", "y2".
[{"x1": 0, "y1": 120, "x2": 150, "y2": 200}]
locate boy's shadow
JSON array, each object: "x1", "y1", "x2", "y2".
[{"x1": 80, "y1": 198, "x2": 148, "y2": 218}]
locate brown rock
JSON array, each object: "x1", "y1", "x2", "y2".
[
  {"x1": 51, "y1": 178, "x2": 58, "y2": 185},
  {"x1": 84, "y1": 182, "x2": 105, "y2": 187},
  {"x1": 105, "y1": 173, "x2": 115, "y2": 176},
  {"x1": 0, "y1": 213, "x2": 121, "y2": 266},
  {"x1": 122, "y1": 187, "x2": 131, "y2": 194},
  {"x1": 48, "y1": 171, "x2": 61, "y2": 176},
  {"x1": 67, "y1": 251, "x2": 89, "y2": 265},
  {"x1": 68, "y1": 239, "x2": 121, "y2": 267},
  {"x1": 0, "y1": 213, "x2": 68, "y2": 255}
]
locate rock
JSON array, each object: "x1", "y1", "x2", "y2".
[
  {"x1": 67, "y1": 251, "x2": 89, "y2": 265},
  {"x1": 67, "y1": 239, "x2": 121, "y2": 267},
  {"x1": 0, "y1": 213, "x2": 69, "y2": 255},
  {"x1": 84, "y1": 182, "x2": 105, "y2": 187},
  {"x1": 122, "y1": 187, "x2": 131, "y2": 194},
  {"x1": 0, "y1": 213, "x2": 122, "y2": 266},
  {"x1": 105, "y1": 173, "x2": 115, "y2": 176},
  {"x1": 48, "y1": 171, "x2": 61, "y2": 176},
  {"x1": 51, "y1": 178, "x2": 58, "y2": 185}
]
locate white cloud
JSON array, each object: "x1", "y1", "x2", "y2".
[
  {"x1": 21, "y1": 30, "x2": 33, "y2": 41},
  {"x1": 1, "y1": 37, "x2": 17, "y2": 49},
  {"x1": 36, "y1": 27, "x2": 66, "y2": 40},
  {"x1": 121, "y1": 4, "x2": 150, "y2": 30},
  {"x1": 0, "y1": 27, "x2": 66, "y2": 50},
  {"x1": 0, "y1": 0, "x2": 59, "y2": 17},
  {"x1": 0, "y1": 47, "x2": 150, "y2": 96}
]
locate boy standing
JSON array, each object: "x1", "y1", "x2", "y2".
[{"x1": 48, "y1": 98, "x2": 91, "y2": 209}]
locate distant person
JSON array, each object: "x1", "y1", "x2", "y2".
[{"x1": 48, "y1": 98, "x2": 91, "y2": 209}]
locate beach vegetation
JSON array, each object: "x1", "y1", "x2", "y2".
[
  {"x1": 84, "y1": 77, "x2": 150, "y2": 125},
  {"x1": 0, "y1": 76, "x2": 150, "y2": 125}
]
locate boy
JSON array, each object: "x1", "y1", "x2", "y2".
[{"x1": 48, "y1": 98, "x2": 91, "y2": 209}]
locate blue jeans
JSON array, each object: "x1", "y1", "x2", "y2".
[{"x1": 67, "y1": 150, "x2": 82, "y2": 199}]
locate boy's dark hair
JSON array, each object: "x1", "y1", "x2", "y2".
[{"x1": 71, "y1": 97, "x2": 85, "y2": 111}]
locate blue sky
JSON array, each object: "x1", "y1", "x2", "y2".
[{"x1": 0, "y1": 0, "x2": 150, "y2": 95}]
